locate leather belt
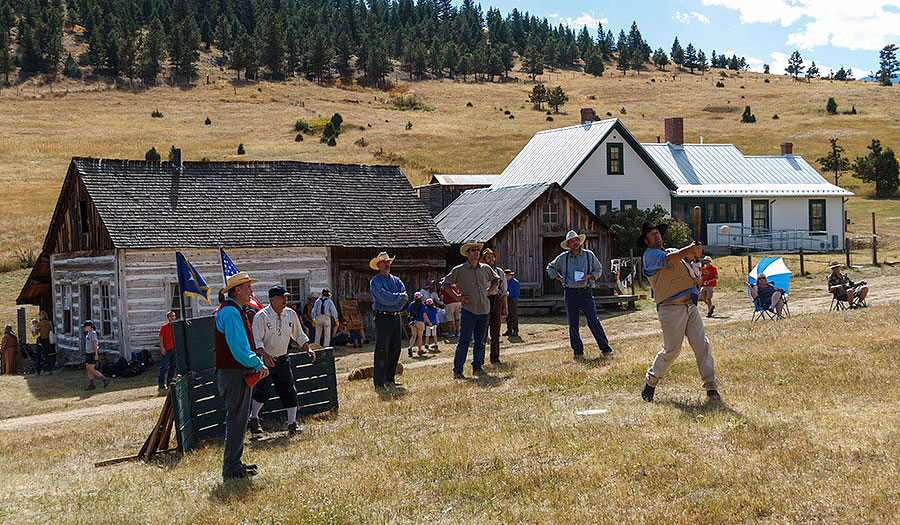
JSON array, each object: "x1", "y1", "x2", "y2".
[{"x1": 375, "y1": 310, "x2": 402, "y2": 316}]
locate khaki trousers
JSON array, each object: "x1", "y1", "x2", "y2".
[{"x1": 646, "y1": 302, "x2": 718, "y2": 391}]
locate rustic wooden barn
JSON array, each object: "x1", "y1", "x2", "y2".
[
  {"x1": 434, "y1": 182, "x2": 613, "y2": 300},
  {"x1": 414, "y1": 173, "x2": 497, "y2": 216},
  {"x1": 17, "y1": 157, "x2": 446, "y2": 364}
]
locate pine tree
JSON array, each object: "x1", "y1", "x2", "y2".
[
  {"x1": 854, "y1": 139, "x2": 900, "y2": 197},
  {"x1": 521, "y1": 44, "x2": 543, "y2": 81},
  {"x1": 877, "y1": 44, "x2": 899, "y2": 86},
  {"x1": 118, "y1": 31, "x2": 140, "y2": 83},
  {"x1": 652, "y1": 48, "x2": 668, "y2": 70},
  {"x1": 583, "y1": 49, "x2": 604, "y2": 76},
  {"x1": 17, "y1": 19, "x2": 43, "y2": 72},
  {"x1": 826, "y1": 97, "x2": 838, "y2": 115},
  {"x1": 169, "y1": 16, "x2": 202, "y2": 80},
  {"x1": 140, "y1": 17, "x2": 167, "y2": 82},
  {"x1": 0, "y1": 31, "x2": 13, "y2": 83},
  {"x1": 763, "y1": 63, "x2": 770, "y2": 74},
  {"x1": 684, "y1": 43, "x2": 696, "y2": 73},
  {"x1": 671, "y1": 37, "x2": 684, "y2": 68},
  {"x1": 441, "y1": 42, "x2": 458, "y2": 78},
  {"x1": 576, "y1": 25, "x2": 593, "y2": 59},
  {"x1": 456, "y1": 53, "x2": 473, "y2": 81},
  {"x1": 214, "y1": 16, "x2": 232, "y2": 60},
  {"x1": 529, "y1": 83, "x2": 547, "y2": 109},
  {"x1": 816, "y1": 138, "x2": 851, "y2": 186},
  {"x1": 547, "y1": 85, "x2": 568, "y2": 112},
  {"x1": 806, "y1": 61, "x2": 819, "y2": 82},
  {"x1": 260, "y1": 13, "x2": 286, "y2": 79},
  {"x1": 616, "y1": 46, "x2": 630, "y2": 76},
  {"x1": 696, "y1": 49, "x2": 707, "y2": 75},
  {"x1": 785, "y1": 50, "x2": 804, "y2": 80},
  {"x1": 306, "y1": 33, "x2": 333, "y2": 83}
]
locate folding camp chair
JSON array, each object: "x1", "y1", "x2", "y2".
[
  {"x1": 750, "y1": 293, "x2": 789, "y2": 322},
  {"x1": 748, "y1": 257, "x2": 792, "y2": 322},
  {"x1": 829, "y1": 292, "x2": 848, "y2": 312}
]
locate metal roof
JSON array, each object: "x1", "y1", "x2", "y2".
[
  {"x1": 432, "y1": 174, "x2": 498, "y2": 186},
  {"x1": 642, "y1": 143, "x2": 853, "y2": 197},
  {"x1": 434, "y1": 183, "x2": 552, "y2": 244}
]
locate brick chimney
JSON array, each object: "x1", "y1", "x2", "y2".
[
  {"x1": 664, "y1": 117, "x2": 684, "y2": 145},
  {"x1": 172, "y1": 148, "x2": 182, "y2": 166},
  {"x1": 580, "y1": 108, "x2": 595, "y2": 124},
  {"x1": 780, "y1": 142, "x2": 793, "y2": 155}
]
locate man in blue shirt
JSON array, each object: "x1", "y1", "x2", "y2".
[
  {"x1": 503, "y1": 269, "x2": 521, "y2": 337},
  {"x1": 214, "y1": 271, "x2": 269, "y2": 479},
  {"x1": 369, "y1": 251, "x2": 408, "y2": 392},
  {"x1": 546, "y1": 230, "x2": 614, "y2": 359},
  {"x1": 639, "y1": 221, "x2": 718, "y2": 402}
]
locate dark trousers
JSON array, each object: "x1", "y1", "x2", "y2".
[
  {"x1": 251, "y1": 355, "x2": 299, "y2": 408},
  {"x1": 488, "y1": 295, "x2": 503, "y2": 363},
  {"x1": 454, "y1": 308, "x2": 489, "y2": 374},
  {"x1": 157, "y1": 350, "x2": 176, "y2": 387},
  {"x1": 216, "y1": 368, "x2": 253, "y2": 476},
  {"x1": 373, "y1": 313, "x2": 402, "y2": 387},
  {"x1": 563, "y1": 287, "x2": 612, "y2": 355},
  {"x1": 35, "y1": 338, "x2": 52, "y2": 374},
  {"x1": 506, "y1": 299, "x2": 519, "y2": 335}
]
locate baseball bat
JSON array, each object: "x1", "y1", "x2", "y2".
[{"x1": 692, "y1": 206, "x2": 702, "y2": 245}]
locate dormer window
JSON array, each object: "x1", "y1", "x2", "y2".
[{"x1": 607, "y1": 143, "x2": 624, "y2": 174}]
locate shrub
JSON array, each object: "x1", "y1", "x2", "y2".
[
  {"x1": 145, "y1": 147, "x2": 161, "y2": 161},
  {"x1": 389, "y1": 93, "x2": 432, "y2": 111},
  {"x1": 151, "y1": 109, "x2": 163, "y2": 118},
  {"x1": 851, "y1": 105, "x2": 857, "y2": 115},
  {"x1": 204, "y1": 117, "x2": 211, "y2": 125},
  {"x1": 620, "y1": 107, "x2": 627, "y2": 114},
  {"x1": 294, "y1": 120, "x2": 310, "y2": 133},
  {"x1": 606, "y1": 111, "x2": 612, "y2": 116},
  {"x1": 295, "y1": 133, "x2": 303, "y2": 142},
  {"x1": 508, "y1": 114, "x2": 515, "y2": 119},
  {"x1": 715, "y1": 81, "x2": 725, "y2": 88},
  {"x1": 741, "y1": 106, "x2": 756, "y2": 123},
  {"x1": 603, "y1": 205, "x2": 692, "y2": 257},
  {"x1": 321, "y1": 121, "x2": 336, "y2": 143},
  {"x1": 772, "y1": 114, "x2": 779, "y2": 120},
  {"x1": 237, "y1": 143, "x2": 245, "y2": 155},
  {"x1": 719, "y1": 71, "x2": 728, "y2": 78},
  {"x1": 546, "y1": 110, "x2": 551, "y2": 115},
  {"x1": 405, "y1": 121, "x2": 412, "y2": 130},
  {"x1": 740, "y1": 85, "x2": 745, "y2": 89},
  {"x1": 466, "y1": 101, "x2": 473, "y2": 107},
  {"x1": 200, "y1": 157, "x2": 210, "y2": 161},
  {"x1": 62, "y1": 53, "x2": 81, "y2": 78},
  {"x1": 764, "y1": 78, "x2": 770, "y2": 83},
  {"x1": 504, "y1": 110, "x2": 510, "y2": 115},
  {"x1": 331, "y1": 113, "x2": 343, "y2": 133},
  {"x1": 354, "y1": 137, "x2": 369, "y2": 147},
  {"x1": 546, "y1": 116, "x2": 553, "y2": 121},
  {"x1": 650, "y1": 78, "x2": 655, "y2": 82},
  {"x1": 327, "y1": 136, "x2": 336, "y2": 146},
  {"x1": 826, "y1": 97, "x2": 838, "y2": 115},
  {"x1": 167, "y1": 145, "x2": 178, "y2": 162}
]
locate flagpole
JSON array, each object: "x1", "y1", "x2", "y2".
[
  {"x1": 175, "y1": 252, "x2": 188, "y2": 320},
  {"x1": 219, "y1": 247, "x2": 228, "y2": 291}
]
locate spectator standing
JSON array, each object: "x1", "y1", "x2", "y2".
[
  {"x1": 440, "y1": 284, "x2": 462, "y2": 337},
  {"x1": 442, "y1": 240, "x2": 500, "y2": 379},
  {"x1": 407, "y1": 292, "x2": 430, "y2": 357},
  {"x1": 36, "y1": 312, "x2": 53, "y2": 374},
  {"x1": 424, "y1": 298, "x2": 439, "y2": 350},
  {"x1": 699, "y1": 256, "x2": 718, "y2": 317},
  {"x1": 481, "y1": 248, "x2": 508, "y2": 365},
  {"x1": 158, "y1": 311, "x2": 177, "y2": 391},
  {"x1": 301, "y1": 293, "x2": 317, "y2": 337},
  {"x1": 503, "y1": 270, "x2": 521, "y2": 337},
  {"x1": 82, "y1": 321, "x2": 110, "y2": 390},
  {"x1": 1, "y1": 326, "x2": 18, "y2": 375},
  {"x1": 369, "y1": 252, "x2": 408, "y2": 392},
  {"x1": 311, "y1": 289, "x2": 339, "y2": 347}
]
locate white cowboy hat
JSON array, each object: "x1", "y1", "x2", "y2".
[
  {"x1": 222, "y1": 271, "x2": 259, "y2": 292},
  {"x1": 369, "y1": 251, "x2": 395, "y2": 270},
  {"x1": 560, "y1": 230, "x2": 586, "y2": 250},
  {"x1": 460, "y1": 240, "x2": 484, "y2": 257},
  {"x1": 828, "y1": 260, "x2": 842, "y2": 269}
]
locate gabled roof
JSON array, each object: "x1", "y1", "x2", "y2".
[
  {"x1": 434, "y1": 182, "x2": 605, "y2": 244},
  {"x1": 431, "y1": 174, "x2": 498, "y2": 186},
  {"x1": 64, "y1": 158, "x2": 446, "y2": 249},
  {"x1": 641, "y1": 143, "x2": 853, "y2": 197},
  {"x1": 489, "y1": 119, "x2": 677, "y2": 191}
]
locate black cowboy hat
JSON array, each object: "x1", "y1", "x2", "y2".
[{"x1": 637, "y1": 221, "x2": 668, "y2": 249}]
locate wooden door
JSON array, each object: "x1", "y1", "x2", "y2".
[{"x1": 542, "y1": 236, "x2": 564, "y2": 296}]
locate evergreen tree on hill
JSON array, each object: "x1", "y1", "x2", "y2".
[
  {"x1": 806, "y1": 61, "x2": 819, "y2": 82},
  {"x1": 583, "y1": 48, "x2": 604, "y2": 76},
  {"x1": 214, "y1": 16, "x2": 232, "y2": 60},
  {"x1": 877, "y1": 44, "x2": 899, "y2": 86},
  {"x1": 785, "y1": 50, "x2": 804, "y2": 79},
  {"x1": 684, "y1": 43, "x2": 696, "y2": 73},
  {"x1": 652, "y1": 48, "x2": 668, "y2": 70},
  {"x1": 616, "y1": 46, "x2": 630, "y2": 76},
  {"x1": 169, "y1": 16, "x2": 202, "y2": 80},
  {"x1": 521, "y1": 43, "x2": 543, "y2": 80},
  {"x1": 140, "y1": 17, "x2": 167, "y2": 82},
  {"x1": 0, "y1": 31, "x2": 14, "y2": 83},
  {"x1": 671, "y1": 37, "x2": 684, "y2": 69},
  {"x1": 259, "y1": 12, "x2": 286, "y2": 79}
]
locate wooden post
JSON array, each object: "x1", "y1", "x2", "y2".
[
  {"x1": 629, "y1": 249, "x2": 635, "y2": 296},
  {"x1": 17, "y1": 308, "x2": 26, "y2": 349},
  {"x1": 747, "y1": 255, "x2": 752, "y2": 275},
  {"x1": 872, "y1": 235, "x2": 878, "y2": 266},
  {"x1": 845, "y1": 236, "x2": 851, "y2": 267},
  {"x1": 799, "y1": 246, "x2": 805, "y2": 276},
  {"x1": 872, "y1": 212, "x2": 876, "y2": 236}
]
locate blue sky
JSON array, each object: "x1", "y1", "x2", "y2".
[{"x1": 479, "y1": 0, "x2": 900, "y2": 78}]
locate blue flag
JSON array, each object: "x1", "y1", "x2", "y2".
[
  {"x1": 175, "y1": 251, "x2": 212, "y2": 304},
  {"x1": 221, "y1": 249, "x2": 239, "y2": 278}
]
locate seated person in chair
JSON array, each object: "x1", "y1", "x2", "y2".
[
  {"x1": 748, "y1": 275, "x2": 785, "y2": 319},
  {"x1": 827, "y1": 261, "x2": 868, "y2": 308}
]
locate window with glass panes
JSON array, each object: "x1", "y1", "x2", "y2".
[
  {"x1": 594, "y1": 200, "x2": 612, "y2": 216},
  {"x1": 809, "y1": 199, "x2": 826, "y2": 233},
  {"x1": 285, "y1": 278, "x2": 307, "y2": 301},
  {"x1": 170, "y1": 283, "x2": 192, "y2": 319},
  {"x1": 607, "y1": 143, "x2": 624, "y2": 174},
  {"x1": 542, "y1": 202, "x2": 559, "y2": 224},
  {"x1": 100, "y1": 284, "x2": 113, "y2": 335},
  {"x1": 751, "y1": 200, "x2": 769, "y2": 232}
]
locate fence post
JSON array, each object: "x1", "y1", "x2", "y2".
[
  {"x1": 799, "y1": 246, "x2": 805, "y2": 276},
  {"x1": 629, "y1": 249, "x2": 635, "y2": 296},
  {"x1": 747, "y1": 255, "x2": 752, "y2": 274},
  {"x1": 872, "y1": 235, "x2": 878, "y2": 266},
  {"x1": 845, "y1": 236, "x2": 851, "y2": 267}
]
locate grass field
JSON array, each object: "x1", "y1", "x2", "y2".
[{"x1": 1, "y1": 307, "x2": 898, "y2": 523}]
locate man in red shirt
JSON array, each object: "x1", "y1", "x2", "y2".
[
  {"x1": 158, "y1": 311, "x2": 177, "y2": 390},
  {"x1": 699, "y1": 256, "x2": 718, "y2": 317}
]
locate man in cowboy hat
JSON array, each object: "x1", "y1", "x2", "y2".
[
  {"x1": 442, "y1": 240, "x2": 500, "y2": 378},
  {"x1": 480, "y1": 248, "x2": 508, "y2": 364},
  {"x1": 639, "y1": 221, "x2": 718, "y2": 402},
  {"x1": 369, "y1": 251, "x2": 408, "y2": 392},
  {"x1": 827, "y1": 261, "x2": 868, "y2": 308},
  {"x1": 215, "y1": 271, "x2": 269, "y2": 479},
  {"x1": 546, "y1": 230, "x2": 613, "y2": 359},
  {"x1": 699, "y1": 255, "x2": 718, "y2": 317},
  {"x1": 249, "y1": 285, "x2": 316, "y2": 437}
]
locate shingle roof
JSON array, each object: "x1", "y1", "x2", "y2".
[
  {"x1": 641, "y1": 143, "x2": 853, "y2": 197},
  {"x1": 434, "y1": 183, "x2": 552, "y2": 244},
  {"x1": 70, "y1": 158, "x2": 446, "y2": 249},
  {"x1": 489, "y1": 119, "x2": 677, "y2": 190}
]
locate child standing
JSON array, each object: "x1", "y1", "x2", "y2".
[
  {"x1": 424, "y1": 298, "x2": 439, "y2": 351},
  {"x1": 406, "y1": 292, "x2": 431, "y2": 357},
  {"x1": 82, "y1": 320, "x2": 110, "y2": 391}
]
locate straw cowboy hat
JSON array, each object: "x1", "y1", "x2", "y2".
[
  {"x1": 369, "y1": 251, "x2": 395, "y2": 270},
  {"x1": 829, "y1": 260, "x2": 842, "y2": 269},
  {"x1": 459, "y1": 240, "x2": 484, "y2": 257},
  {"x1": 560, "y1": 230, "x2": 586, "y2": 250},
  {"x1": 222, "y1": 271, "x2": 259, "y2": 292},
  {"x1": 480, "y1": 247, "x2": 499, "y2": 263}
]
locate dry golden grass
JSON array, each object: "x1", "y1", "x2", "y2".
[{"x1": 1, "y1": 308, "x2": 899, "y2": 523}]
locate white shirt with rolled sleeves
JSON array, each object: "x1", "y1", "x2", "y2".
[{"x1": 251, "y1": 305, "x2": 308, "y2": 358}]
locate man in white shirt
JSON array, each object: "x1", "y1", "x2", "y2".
[
  {"x1": 311, "y1": 288, "x2": 339, "y2": 347},
  {"x1": 249, "y1": 285, "x2": 316, "y2": 436}
]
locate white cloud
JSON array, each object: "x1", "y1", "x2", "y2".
[
  {"x1": 675, "y1": 11, "x2": 711, "y2": 24},
  {"x1": 547, "y1": 12, "x2": 608, "y2": 31},
  {"x1": 701, "y1": 0, "x2": 900, "y2": 50}
]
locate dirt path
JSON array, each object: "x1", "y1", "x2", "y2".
[{"x1": 3, "y1": 269, "x2": 896, "y2": 432}]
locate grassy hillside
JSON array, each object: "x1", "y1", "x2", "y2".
[{"x1": 1, "y1": 56, "x2": 898, "y2": 276}]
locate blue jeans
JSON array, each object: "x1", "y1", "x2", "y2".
[
  {"x1": 158, "y1": 351, "x2": 176, "y2": 387},
  {"x1": 564, "y1": 287, "x2": 612, "y2": 355},
  {"x1": 453, "y1": 308, "x2": 489, "y2": 374}
]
